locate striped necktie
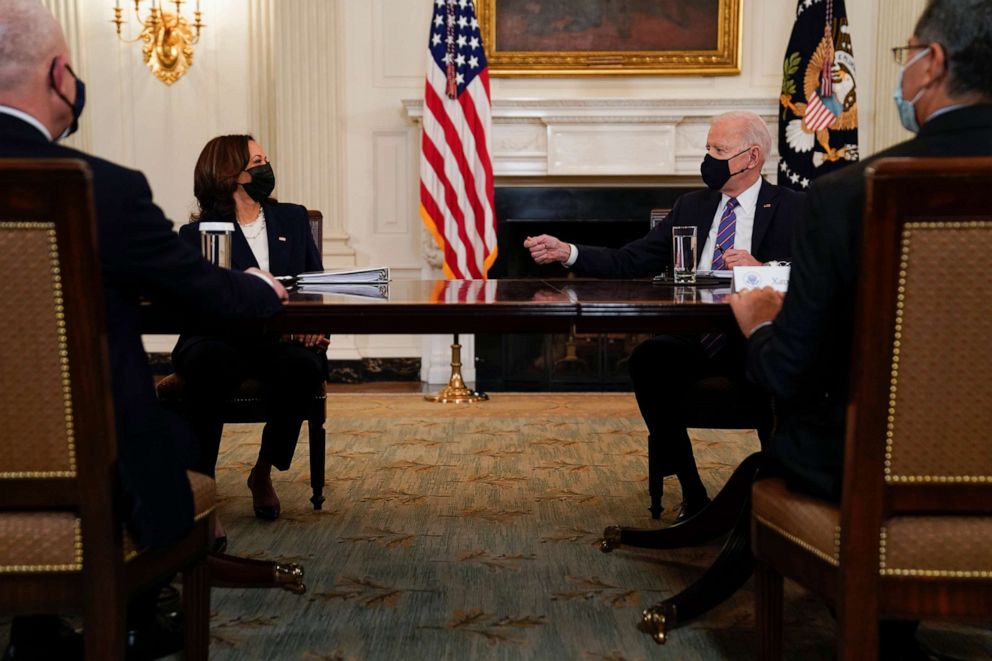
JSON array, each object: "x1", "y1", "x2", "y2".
[
  {"x1": 709, "y1": 197, "x2": 738, "y2": 270},
  {"x1": 701, "y1": 197, "x2": 739, "y2": 358}
]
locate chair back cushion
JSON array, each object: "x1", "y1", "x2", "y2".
[
  {"x1": 851, "y1": 157, "x2": 992, "y2": 516},
  {"x1": 884, "y1": 223, "x2": 992, "y2": 482},
  {"x1": 0, "y1": 220, "x2": 76, "y2": 476}
]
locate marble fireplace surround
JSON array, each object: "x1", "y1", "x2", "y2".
[
  {"x1": 404, "y1": 96, "x2": 778, "y2": 384},
  {"x1": 402, "y1": 97, "x2": 779, "y2": 179}
]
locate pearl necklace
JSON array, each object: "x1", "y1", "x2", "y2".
[{"x1": 240, "y1": 210, "x2": 267, "y2": 240}]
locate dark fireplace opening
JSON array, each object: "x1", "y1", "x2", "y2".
[{"x1": 476, "y1": 184, "x2": 700, "y2": 391}]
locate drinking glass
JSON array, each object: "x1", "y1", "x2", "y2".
[{"x1": 672, "y1": 226, "x2": 697, "y2": 284}]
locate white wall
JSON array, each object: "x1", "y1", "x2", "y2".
[
  {"x1": 47, "y1": 0, "x2": 255, "y2": 225},
  {"x1": 46, "y1": 0, "x2": 899, "y2": 372}
]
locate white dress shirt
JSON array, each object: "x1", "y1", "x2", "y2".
[{"x1": 697, "y1": 176, "x2": 763, "y2": 269}]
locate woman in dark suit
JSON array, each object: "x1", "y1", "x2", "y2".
[{"x1": 174, "y1": 134, "x2": 327, "y2": 532}]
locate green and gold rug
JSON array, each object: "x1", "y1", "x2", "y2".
[
  {"x1": 197, "y1": 393, "x2": 978, "y2": 660},
  {"x1": 6, "y1": 393, "x2": 986, "y2": 659}
]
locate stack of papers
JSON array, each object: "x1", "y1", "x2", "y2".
[{"x1": 296, "y1": 267, "x2": 390, "y2": 285}]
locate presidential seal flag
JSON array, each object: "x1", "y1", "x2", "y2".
[
  {"x1": 778, "y1": 0, "x2": 859, "y2": 191},
  {"x1": 420, "y1": 0, "x2": 497, "y2": 280}
]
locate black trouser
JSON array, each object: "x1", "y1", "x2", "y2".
[
  {"x1": 173, "y1": 336, "x2": 326, "y2": 477},
  {"x1": 627, "y1": 334, "x2": 748, "y2": 504}
]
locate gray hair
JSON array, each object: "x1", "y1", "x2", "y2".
[
  {"x1": 915, "y1": 0, "x2": 992, "y2": 97},
  {"x1": 713, "y1": 111, "x2": 772, "y2": 158},
  {"x1": 0, "y1": 0, "x2": 62, "y2": 92}
]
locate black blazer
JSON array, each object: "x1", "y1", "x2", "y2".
[
  {"x1": 177, "y1": 202, "x2": 322, "y2": 277},
  {"x1": 173, "y1": 203, "x2": 323, "y2": 358},
  {"x1": 571, "y1": 179, "x2": 804, "y2": 278},
  {"x1": 0, "y1": 113, "x2": 283, "y2": 547},
  {"x1": 747, "y1": 105, "x2": 992, "y2": 500}
]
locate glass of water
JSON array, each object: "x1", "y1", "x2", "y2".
[{"x1": 672, "y1": 226, "x2": 697, "y2": 284}]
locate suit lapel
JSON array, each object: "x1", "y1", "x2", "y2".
[
  {"x1": 264, "y1": 205, "x2": 290, "y2": 276},
  {"x1": 695, "y1": 190, "x2": 723, "y2": 247},
  {"x1": 751, "y1": 179, "x2": 777, "y2": 254},
  {"x1": 231, "y1": 224, "x2": 259, "y2": 270}
]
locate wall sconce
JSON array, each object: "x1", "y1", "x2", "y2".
[{"x1": 111, "y1": 1, "x2": 205, "y2": 85}]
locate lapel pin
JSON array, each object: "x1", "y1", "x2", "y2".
[
  {"x1": 278, "y1": 236, "x2": 287, "y2": 241},
  {"x1": 762, "y1": 203, "x2": 772, "y2": 208}
]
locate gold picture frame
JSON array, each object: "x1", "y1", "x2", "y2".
[{"x1": 477, "y1": 0, "x2": 742, "y2": 77}]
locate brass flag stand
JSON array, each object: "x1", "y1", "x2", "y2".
[{"x1": 425, "y1": 333, "x2": 488, "y2": 403}]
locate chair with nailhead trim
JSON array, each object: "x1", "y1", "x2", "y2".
[
  {"x1": 752, "y1": 157, "x2": 992, "y2": 659},
  {"x1": 0, "y1": 160, "x2": 213, "y2": 660}
]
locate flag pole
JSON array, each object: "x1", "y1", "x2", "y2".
[{"x1": 425, "y1": 333, "x2": 488, "y2": 403}]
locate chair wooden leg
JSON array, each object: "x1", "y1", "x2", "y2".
[
  {"x1": 755, "y1": 561, "x2": 783, "y2": 661},
  {"x1": 183, "y1": 559, "x2": 210, "y2": 661},
  {"x1": 83, "y1": 588, "x2": 127, "y2": 660},
  {"x1": 308, "y1": 416, "x2": 326, "y2": 510}
]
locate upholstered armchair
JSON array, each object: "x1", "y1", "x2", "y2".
[
  {"x1": 0, "y1": 160, "x2": 212, "y2": 660},
  {"x1": 752, "y1": 157, "x2": 992, "y2": 659}
]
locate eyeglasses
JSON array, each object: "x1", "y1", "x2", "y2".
[{"x1": 891, "y1": 44, "x2": 928, "y2": 65}]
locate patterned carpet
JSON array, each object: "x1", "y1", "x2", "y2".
[
  {"x1": 200, "y1": 393, "x2": 988, "y2": 660},
  {"x1": 3, "y1": 394, "x2": 989, "y2": 659}
]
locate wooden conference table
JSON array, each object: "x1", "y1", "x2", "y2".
[
  {"x1": 143, "y1": 277, "x2": 753, "y2": 642},
  {"x1": 143, "y1": 277, "x2": 737, "y2": 335}
]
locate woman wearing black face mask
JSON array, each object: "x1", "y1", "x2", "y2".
[{"x1": 173, "y1": 134, "x2": 327, "y2": 540}]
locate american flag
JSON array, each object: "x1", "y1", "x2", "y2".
[{"x1": 420, "y1": 0, "x2": 496, "y2": 280}]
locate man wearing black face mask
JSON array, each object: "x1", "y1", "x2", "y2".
[
  {"x1": 524, "y1": 112, "x2": 805, "y2": 521},
  {"x1": 1, "y1": 1, "x2": 291, "y2": 655}
]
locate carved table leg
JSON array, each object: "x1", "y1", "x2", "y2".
[
  {"x1": 208, "y1": 552, "x2": 306, "y2": 594},
  {"x1": 640, "y1": 502, "x2": 754, "y2": 643},
  {"x1": 602, "y1": 452, "x2": 762, "y2": 552}
]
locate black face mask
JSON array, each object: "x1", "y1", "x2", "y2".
[
  {"x1": 49, "y1": 60, "x2": 85, "y2": 140},
  {"x1": 699, "y1": 148, "x2": 751, "y2": 191},
  {"x1": 241, "y1": 163, "x2": 275, "y2": 203}
]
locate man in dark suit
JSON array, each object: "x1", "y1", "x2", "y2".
[
  {"x1": 1, "y1": 2, "x2": 289, "y2": 655},
  {"x1": 525, "y1": 112, "x2": 805, "y2": 519},
  {"x1": 0, "y1": 0, "x2": 286, "y2": 548},
  {"x1": 731, "y1": 0, "x2": 992, "y2": 501}
]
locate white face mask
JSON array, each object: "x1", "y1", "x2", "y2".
[{"x1": 893, "y1": 47, "x2": 930, "y2": 133}]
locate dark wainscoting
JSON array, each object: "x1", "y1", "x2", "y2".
[{"x1": 477, "y1": 185, "x2": 699, "y2": 392}]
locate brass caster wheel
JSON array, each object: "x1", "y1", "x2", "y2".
[
  {"x1": 640, "y1": 602, "x2": 676, "y2": 644},
  {"x1": 600, "y1": 525, "x2": 622, "y2": 553},
  {"x1": 275, "y1": 562, "x2": 306, "y2": 594}
]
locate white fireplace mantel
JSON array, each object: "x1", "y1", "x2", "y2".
[{"x1": 403, "y1": 97, "x2": 780, "y2": 179}]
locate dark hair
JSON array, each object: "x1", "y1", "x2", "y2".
[
  {"x1": 193, "y1": 134, "x2": 254, "y2": 219},
  {"x1": 915, "y1": 0, "x2": 992, "y2": 97}
]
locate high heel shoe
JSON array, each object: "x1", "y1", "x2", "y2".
[{"x1": 247, "y1": 468, "x2": 281, "y2": 521}]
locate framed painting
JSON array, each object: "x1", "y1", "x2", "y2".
[{"x1": 477, "y1": 0, "x2": 742, "y2": 76}]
